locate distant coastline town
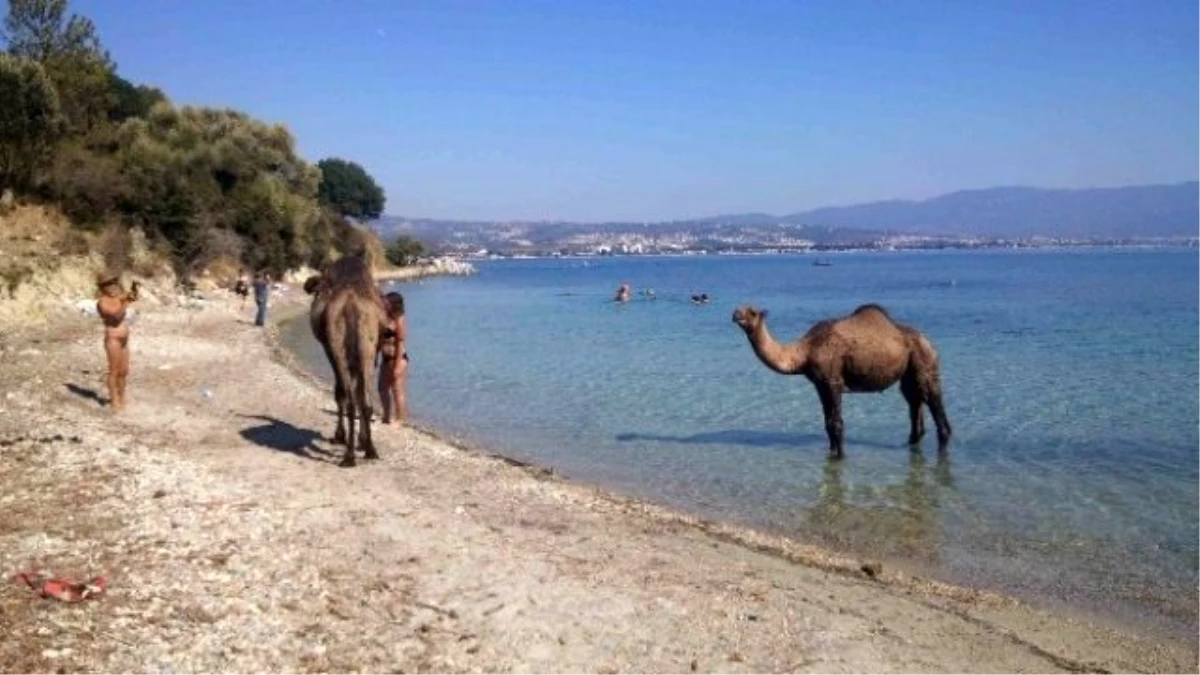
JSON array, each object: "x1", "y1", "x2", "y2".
[
  {"x1": 375, "y1": 218, "x2": 1199, "y2": 261},
  {"x1": 373, "y1": 182, "x2": 1199, "y2": 260},
  {"x1": 435, "y1": 232, "x2": 1200, "y2": 260}
]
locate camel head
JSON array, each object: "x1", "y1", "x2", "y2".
[
  {"x1": 732, "y1": 305, "x2": 768, "y2": 334},
  {"x1": 302, "y1": 275, "x2": 324, "y2": 296}
]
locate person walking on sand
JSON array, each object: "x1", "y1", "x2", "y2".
[
  {"x1": 253, "y1": 270, "x2": 270, "y2": 326},
  {"x1": 377, "y1": 291, "x2": 409, "y2": 426},
  {"x1": 95, "y1": 273, "x2": 140, "y2": 410}
]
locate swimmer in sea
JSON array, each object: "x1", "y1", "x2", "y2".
[
  {"x1": 95, "y1": 273, "x2": 140, "y2": 410},
  {"x1": 614, "y1": 283, "x2": 632, "y2": 303},
  {"x1": 378, "y1": 291, "x2": 409, "y2": 426}
]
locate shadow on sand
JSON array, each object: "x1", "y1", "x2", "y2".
[
  {"x1": 614, "y1": 428, "x2": 898, "y2": 452},
  {"x1": 237, "y1": 414, "x2": 335, "y2": 461},
  {"x1": 64, "y1": 382, "x2": 106, "y2": 406}
]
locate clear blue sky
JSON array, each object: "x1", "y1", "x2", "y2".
[{"x1": 77, "y1": 0, "x2": 1198, "y2": 221}]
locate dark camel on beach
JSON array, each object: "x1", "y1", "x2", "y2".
[
  {"x1": 732, "y1": 303, "x2": 952, "y2": 458},
  {"x1": 303, "y1": 252, "x2": 391, "y2": 467}
]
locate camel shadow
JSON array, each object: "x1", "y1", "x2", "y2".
[
  {"x1": 237, "y1": 414, "x2": 335, "y2": 461},
  {"x1": 614, "y1": 428, "x2": 897, "y2": 451},
  {"x1": 64, "y1": 383, "x2": 106, "y2": 406}
]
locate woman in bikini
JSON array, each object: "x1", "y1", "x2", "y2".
[
  {"x1": 378, "y1": 291, "x2": 408, "y2": 426},
  {"x1": 95, "y1": 274, "x2": 140, "y2": 410}
]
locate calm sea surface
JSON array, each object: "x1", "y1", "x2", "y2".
[{"x1": 281, "y1": 249, "x2": 1199, "y2": 636}]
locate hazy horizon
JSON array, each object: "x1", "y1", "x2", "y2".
[
  {"x1": 377, "y1": 179, "x2": 1200, "y2": 224},
  {"x1": 80, "y1": 0, "x2": 1198, "y2": 222}
]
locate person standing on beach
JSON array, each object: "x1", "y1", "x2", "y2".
[
  {"x1": 95, "y1": 273, "x2": 140, "y2": 410},
  {"x1": 378, "y1": 291, "x2": 408, "y2": 426},
  {"x1": 234, "y1": 269, "x2": 250, "y2": 309},
  {"x1": 253, "y1": 270, "x2": 270, "y2": 326}
]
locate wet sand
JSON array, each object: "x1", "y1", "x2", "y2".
[{"x1": 0, "y1": 287, "x2": 1194, "y2": 673}]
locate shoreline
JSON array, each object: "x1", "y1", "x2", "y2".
[
  {"x1": 372, "y1": 258, "x2": 477, "y2": 282},
  {"x1": 0, "y1": 287, "x2": 1194, "y2": 673},
  {"x1": 269, "y1": 296, "x2": 1198, "y2": 647}
]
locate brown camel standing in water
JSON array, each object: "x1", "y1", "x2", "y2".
[
  {"x1": 732, "y1": 303, "x2": 952, "y2": 459},
  {"x1": 303, "y1": 253, "x2": 389, "y2": 467}
]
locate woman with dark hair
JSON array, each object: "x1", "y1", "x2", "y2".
[
  {"x1": 233, "y1": 269, "x2": 250, "y2": 309},
  {"x1": 378, "y1": 291, "x2": 408, "y2": 425}
]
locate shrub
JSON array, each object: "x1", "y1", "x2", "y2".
[
  {"x1": 46, "y1": 142, "x2": 128, "y2": 226},
  {"x1": 0, "y1": 54, "x2": 63, "y2": 193},
  {"x1": 385, "y1": 235, "x2": 424, "y2": 267}
]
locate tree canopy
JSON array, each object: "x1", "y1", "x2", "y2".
[
  {"x1": 385, "y1": 235, "x2": 424, "y2": 267},
  {"x1": 0, "y1": 0, "x2": 391, "y2": 275},
  {"x1": 108, "y1": 72, "x2": 166, "y2": 122},
  {"x1": 317, "y1": 157, "x2": 386, "y2": 221},
  {"x1": 0, "y1": 52, "x2": 62, "y2": 191},
  {"x1": 3, "y1": 0, "x2": 113, "y2": 133}
]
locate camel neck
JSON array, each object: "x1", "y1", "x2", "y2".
[{"x1": 748, "y1": 323, "x2": 806, "y2": 374}]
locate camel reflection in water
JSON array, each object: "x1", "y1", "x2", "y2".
[
  {"x1": 612, "y1": 427, "x2": 955, "y2": 565},
  {"x1": 804, "y1": 451, "x2": 954, "y2": 565}
]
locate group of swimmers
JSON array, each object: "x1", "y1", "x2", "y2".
[
  {"x1": 612, "y1": 283, "x2": 708, "y2": 305},
  {"x1": 93, "y1": 273, "x2": 410, "y2": 427}
]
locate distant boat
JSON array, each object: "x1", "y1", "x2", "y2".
[{"x1": 812, "y1": 258, "x2": 833, "y2": 267}]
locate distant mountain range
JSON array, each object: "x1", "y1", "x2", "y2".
[
  {"x1": 784, "y1": 182, "x2": 1199, "y2": 239},
  {"x1": 371, "y1": 182, "x2": 1198, "y2": 254}
]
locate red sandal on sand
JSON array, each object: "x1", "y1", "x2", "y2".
[{"x1": 13, "y1": 571, "x2": 107, "y2": 602}]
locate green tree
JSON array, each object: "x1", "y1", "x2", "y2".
[
  {"x1": 114, "y1": 103, "x2": 325, "y2": 271},
  {"x1": 2, "y1": 0, "x2": 114, "y2": 134},
  {"x1": 0, "y1": 53, "x2": 62, "y2": 192},
  {"x1": 316, "y1": 157, "x2": 385, "y2": 220},
  {"x1": 107, "y1": 72, "x2": 165, "y2": 122},
  {"x1": 385, "y1": 235, "x2": 424, "y2": 267}
]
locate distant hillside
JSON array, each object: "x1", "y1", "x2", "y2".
[
  {"x1": 371, "y1": 181, "x2": 1198, "y2": 252},
  {"x1": 789, "y1": 182, "x2": 1199, "y2": 238}
]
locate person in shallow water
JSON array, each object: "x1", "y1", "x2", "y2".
[
  {"x1": 691, "y1": 292, "x2": 710, "y2": 305},
  {"x1": 95, "y1": 273, "x2": 140, "y2": 410},
  {"x1": 614, "y1": 283, "x2": 632, "y2": 303},
  {"x1": 377, "y1": 291, "x2": 409, "y2": 426}
]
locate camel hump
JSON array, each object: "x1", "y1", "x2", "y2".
[
  {"x1": 323, "y1": 254, "x2": 376, "y2": 295},
  {"x1": 851, "y1": 303, "x2": 891, "y2": 319}
]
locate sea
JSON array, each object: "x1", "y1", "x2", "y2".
[{"x1": 280, "y1": 248, "x2": 1199, "y2": 638}]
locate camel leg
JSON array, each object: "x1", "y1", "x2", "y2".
[
  {"x1": 332, "y1": 379, "x2": 348, "y2": 445},
  {"x1": 927, "y1": 389, "x2": 952, "y2": 450},
  {"x1": 920, "y1": 372, "x2": 952, "y2": 450},
  {"x1": 341, "y1": 390, "x2": 357, "y2": 467},
  {"x1": 816, "y1": 383, "x2": 845, "y2": 459},
  {"x1": 901, "y1": 373, "x2": 925, "y2": 446},
  {"x1": 322, "y1": 340, "x2": 348, "y2": 445},
  {"x1": 358, "y1": 359, "x2": 379, "y2": 460}
]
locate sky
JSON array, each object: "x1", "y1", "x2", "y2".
[{"x1": 75, "y1": 0, "x2": 1199, "y2": 222}]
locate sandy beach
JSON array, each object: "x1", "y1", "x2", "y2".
[{"x1": 0, "y1": 285, "x2": 1195, "y2": 674}]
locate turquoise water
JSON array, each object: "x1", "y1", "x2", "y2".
[{"x1": 282, "y1": 249, "x2": 1199, "y2": 636}]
